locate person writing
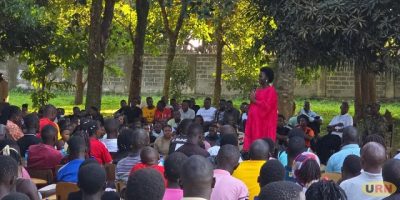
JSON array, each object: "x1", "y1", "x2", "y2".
[{"x1": 243, "y1": 67, "x2": 278, "y2": 151}]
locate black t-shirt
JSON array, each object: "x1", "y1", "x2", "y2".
[
  {"x1": 176, "y1": 143, "x2": 210, "y2": 157},
  {"x1": 168, "y1": 135, "x2": 188, "y2": 155},
  {"x1": 17, "y1": 135, "x2": 41, "y2": 157}
]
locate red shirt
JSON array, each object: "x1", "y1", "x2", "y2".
[
  {"x1": 27, "y1": 143, "x2": 62, "y2": 170},
  {"x1": 90, "y1": 138, "x2": 112, "y2": 165},
  {"x1": 39, "y1": 118, "x2": 61, "y2": 140},
  {"x1": 154, "y1": 108, "x2": 172, "y2": 123},
  {"x1": 130, "y1": 163, "x2": 167, "y2": 186}
]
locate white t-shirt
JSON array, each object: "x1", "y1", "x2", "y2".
[
  {"x1": 329, "y1": 113, "x2": 353, "y2": 137},
  {"x1": 340, "y1": 170, "x2": 390, "y2": 200},
  {"x1": 196, "y1": 107, "x2": 217, "y2": 122}
]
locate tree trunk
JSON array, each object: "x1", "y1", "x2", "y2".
[
  {"x1": 162, "y1": 37, "x2": 177, "y2": 98},
  {"x1": 354, "y1": 65, "x2": 376, "y2": 122},
  {"x1": 274, "y1": 61, "x2": 295, "y2": 120},
  {"x1": 85, "y1": 0, "x2": 116, "y2": 110},
  {"x1": 128, "y1": 0, "x2": 150, "y2": 105},
  {"x1": 74, "y1": 68, "x2": 84, "y2": 105},
  {"x1": 213, "y1": 21, "x2": 223, "y2": 106},
  {"x1": 6, "y1": 57, "x2": 18, "y2": 90}
]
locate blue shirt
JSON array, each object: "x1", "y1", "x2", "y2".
[
  {"x1": 57, "y1": 159, "x2": 85, "y2": 183},
  {"x1": 278, "y1": 151, "x2": 288, "y2": 167},
  {"x1": 326, "y1": 144, "x2": 360, "y2": 173}
]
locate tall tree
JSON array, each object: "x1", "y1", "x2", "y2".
[
  {"x1": 128, "y1": 0, "x2": 150, "y2": 105},
  {"x1": 253, "y1": 0, "x2": 400, "y2": 120},
  {"x1": 158, "y1": 0, "x2": 189, "y2": 98},
  {"x1": 86, "y1": 0, "x2": 116, "y2": 109}
]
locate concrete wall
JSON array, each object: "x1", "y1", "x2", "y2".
[{"x1": 1, "y1": 55, "x2": 400, "y2": 100}]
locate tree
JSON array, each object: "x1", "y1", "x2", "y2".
[
  {"x1": 86, "y1": 0, "x2": 116, "y2": 110},
  {"x1": 253, "y1": 0, "x2": 400, "y2": 120},
  {"x1": 158, "y1": 0, "x2": 189, "y2": 98},
  {"x1": 128, "y1": 0, "x2": 150, "y2": 105},
  {"x1": 0, "y1": 0, "x2": 51, "y2": 59}
]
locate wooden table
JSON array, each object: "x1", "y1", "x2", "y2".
[{"x1": 31, "y1": 178, "x2": 47, "y2": 185}]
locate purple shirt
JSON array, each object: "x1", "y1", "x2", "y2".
[
  {"x1": 163, "y1": 188, "x2": 183, "y2": 200},
  {"x1": 211, "y1": 169, "x2": 249, "y2": 200}
]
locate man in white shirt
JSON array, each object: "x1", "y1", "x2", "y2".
[
  {"x1": 316, "y1": 102, "x2": 353, "y2": 164},
  {"x1": 196, "y1": 97, "x2": 217, "y2": 123},
  {"x1": 327, "y1": 101, "x2": 353, "y2": 138},
  {"x1": 179, "y1": 100, "x2": 195, "y2": 120},
  {"x1": 340, "y1": 142, "x2": 389, "y2": 200}
]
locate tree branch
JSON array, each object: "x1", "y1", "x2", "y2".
[
  {"x1": 158, "y1": 0, "x2": 173, "y2": 36},
  {"x1": 173, "y1": 0, "x2": 188, "y2": 38}
]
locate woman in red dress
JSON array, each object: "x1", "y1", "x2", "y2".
[{"x1": 243, "y1": 67, "x2": 278, "y2": 152}]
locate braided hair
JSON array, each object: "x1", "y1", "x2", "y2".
[{"x1": 305, "y1": 180, "x2": 347, "y2": 200}]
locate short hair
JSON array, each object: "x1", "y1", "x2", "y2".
[
  {"x1": 287, "y1": 136, "x2": 306, "y2": 159},
  {"x1": 278, "y1": 114, "x2": 285, "y2": 120},
  {"x1": 305, "y1": 180, "x2": 347, "y2": 200},
  {"x1": 181, "y1": 155, "x2": 213, "y2": 191},
  {"x1": 104, "y1": 118, "x2": 119, "y2": 133},
  {"x1": 176, "y1": 119, "x2": 193, "y2": 136},
  {"x1": 117, "y1": 128, "x2": 135, "y2": 152},
  {"x1": 187, "y1": 123, "x2": 203, "y2": 139},
  {"x1": 220, "y1": 134, "x2": 238, "y2": 146},
  {"x1": 164, "y1": 152, "x2": 188, "y2": 183},
  {"x1": 204, "y1": 97, "x2": 211, "y2": 101},
  {"x1": 362, "y1": 134, "x2": 385, "y2": 148},
  {"x1": 126, "y1": 168, "x2": 165, "y2": 200},
  {"x1": 259, "y1": 160, "x2": 285, "y2": 187},
  {"x1": 0, "y1": 155, "x2": 18, "y2": 184},
  {"x1": 7, "y1": 106, "x2": 21, "y2": 120},
  {"x1": 260, "y1": 67, "x2": 274, "y2": 83},
  {"x1": 1, "y1": 192, "x2": 30, "y2": 200},
  {"x1": 249, "y1": 140, "x2": 269, "y2": 160},
  {"x1": 383, "y1": 159, "x2": 400, "y2": 192},
  {"x1": 43, "y1": 104, "x2": 56, "y2": 116},
  {"x1": 217, "y1": 144, "x2": 240, "y2": 168},
  {"x1": 22, "y1": 104, "x2": 28, "y2": 109},
  {"x1": 258, "y1": 181, "x2": 302, "y2": 200},
  {"x1": 68, "y1": 135, "x2": 87, "y2": 155},
  {"x1": 24, "y1": 113, "x2": 39, "y2": 128},
  {"x1": 262, "y1": 138, "x2": 276, "y2": 157},
  {"x1": 41, "y1": 125, "x2": 57, "y2": 143},
  {"x1": 342, "y1": 155, "x2": 361, "y2": 176},
  {"x1": 101, "y1": 191, "x2": 120, "y2": 200},
  {"x1": 131, "y1": 129, "x2": 149, "y2": 151},
  {"x1": 78, "y1": 163, "x2": 106, "y2": 195}
]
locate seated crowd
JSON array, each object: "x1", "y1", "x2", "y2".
[{"x1": 0, "y1": 97, "x2": 398, "y2": 200}]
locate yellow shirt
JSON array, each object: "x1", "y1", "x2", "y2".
[
  {"x1": 232, "y1": 160, "x2": 266, "y2": 200},
  {"x1": 142, "y1": 107, "x2": 156, "y2": 123}
]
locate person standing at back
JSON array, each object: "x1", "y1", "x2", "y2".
[
  {"x1": 233, "y1": 139, "x2": 269, "y2": 200},
  {"x1": 0, "y1": 73, "x2": 8, "y2": 103},
  {"x1": 243, "y1": 67, "x2": 278, "y2": 152}
]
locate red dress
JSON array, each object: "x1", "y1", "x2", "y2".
[{"x1": 243, "y1": 86, "x2": 278, "y2": 151}]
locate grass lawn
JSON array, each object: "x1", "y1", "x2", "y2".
[{"x1": 8, "y1": 90, "x2": 400, "y2": 152}]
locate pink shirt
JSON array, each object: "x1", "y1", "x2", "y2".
[
  {"x1": 211, "y1": 169, "x2": 249, "y2": 200},
  {"x1": 163, "y1": 188, "x2": 183, "y2": 200}
]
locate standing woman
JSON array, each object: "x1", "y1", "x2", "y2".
[{"x1": 243, "y1": 67, "x2": 278, "y2": 152}]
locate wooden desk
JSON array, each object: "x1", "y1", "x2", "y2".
[{"x1": 32, "y1": 178, "x2": 47, "y2": 185}]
